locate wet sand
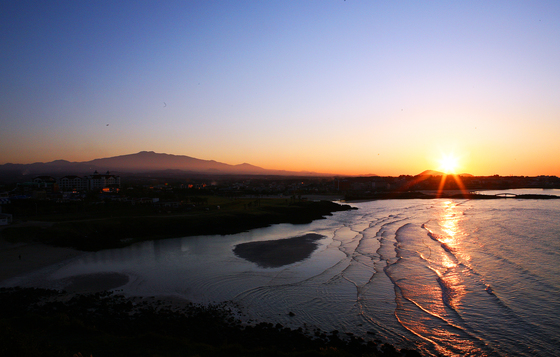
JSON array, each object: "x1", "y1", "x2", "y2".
[
  {"x1": 233, "y1": 233, "x2": 325, "y2": 268},
  {"x1": 0, "y1": 239, "x2": 133, "y2": 293},
  {"x1": 0, "y1": 239, "x2": 85, "y2": 283},
  {"x1": 58, "y1": 272, "x2": 130, "y2": 293},
  {"x1": 1, "y1": 231, "x2": 325, "y2": 292}
]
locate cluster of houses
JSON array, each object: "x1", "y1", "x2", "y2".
[
  {"x1": 25, "y1": 171, "x2": 121, "y2": 193},
  {"x1": 0, "y1": 171, "x2": 121, "y2": 225},
  {"x1": 0, "y1": 192, "x2": 12, "y2": 225}
]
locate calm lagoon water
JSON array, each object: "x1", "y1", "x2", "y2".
[{"x1": 5, "y1": 189, "x2": 560, "y2": 356}]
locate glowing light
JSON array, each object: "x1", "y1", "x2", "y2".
[
  {"x1": 438, "y1": 154, "x2": 459, "y2": 174},
  {"x1": 440, "y1": 201, "x2": 458, "y2": 244}
]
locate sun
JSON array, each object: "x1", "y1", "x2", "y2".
[{"x1": 438, "y1": 154, "x2": 459, "y2": 174}]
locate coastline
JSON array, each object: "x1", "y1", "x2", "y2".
[
  {"x1": 344, "y1": 190, "x2": 560, "y2": 201},
  {"x1": 1, "y1": 200, "x2": 355, "y2": 252},
  {"x1": 0, "y1": 199, "x2": 424, "y2": 356},
  {"x1": 0, "y1": 239, "x2": 85, "y2": 283},
  {"x1": 0, "y1": 200, "x2": 354, "y2": 283},
  {"x1": 0, "y1": 286, "x2": 422, "y2": 357}
]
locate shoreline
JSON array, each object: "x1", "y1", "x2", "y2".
[
  {"x1": 344, "y1": 190, "x2": 560, "y2": 201},
  {"x1": 0, "y1": 200, "x2": 354, "y2": 283},
  {"x1": 0, "y1": 286, "x2": 422, "y2": 357},
  {"x1": 0, "y1": 238, "x2": 85, "y2": 283},
  {"x1": 1, "y1": 200, "x2": 355, "y2": 252},
  {"x1": 0, "y1": 200, "x2": 424, "y2": 356}
]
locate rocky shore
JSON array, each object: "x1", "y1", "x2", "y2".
[{"x1": 0, "y1": 287, "x2": 422, "y2": 357}]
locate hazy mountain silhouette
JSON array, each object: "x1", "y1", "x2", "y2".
[
  {"x1": 416, "y1": 170, "x2": 446, "y2": 176},
  {"x1": 0, "y1": 151, "x2": 327, "y2": 178},
  {"x1": 85, "y1": 151, "x2": 269, "y2": 174}
]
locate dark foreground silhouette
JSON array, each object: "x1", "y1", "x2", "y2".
[
  {"x1": 2, "y1": 200, "x2": 356, "y2": 251},
  {"x1": 0, "y1": 287, "x2": 422, "y2": 357}
]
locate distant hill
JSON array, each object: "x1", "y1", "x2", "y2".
[
  {"x1": 85, "y1": 151, "x2": 271, "y2": 174},
  {"x1": 416, "y1": 170, "x2": 445, "y2": 176},
  {"x1": 0, "y1": 151, "x2": 328, "y2": 180}
]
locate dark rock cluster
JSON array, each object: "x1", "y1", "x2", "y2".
[{"x1": 0, "y1": 287, "x2": 422, "y2": 357}]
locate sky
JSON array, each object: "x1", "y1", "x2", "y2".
[{"x1": 1, "y1": 0, "x2": 559, "y2": 176}]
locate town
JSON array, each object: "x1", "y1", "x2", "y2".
[{"x1": 1, "y1": 170, "x2": 559, "y2": 226}]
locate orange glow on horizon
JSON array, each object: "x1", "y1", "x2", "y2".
[{"x1": 3, "y1": 146, "x2": 560, "y2": 177}]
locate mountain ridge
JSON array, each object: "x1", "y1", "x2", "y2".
[{"x1": 0, "y1": 151, "x2": 329, "y2": 178}]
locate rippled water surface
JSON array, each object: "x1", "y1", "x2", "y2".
[{"x1": 6, "y1": 191, "x2": 560, "y2": 356}]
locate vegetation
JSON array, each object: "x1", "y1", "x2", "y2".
[
  {"x1": 0, "y1": 287, "x2": 421, "y2": 357},
  {"x1": 1, "y1": 198, "x2": 355, "y2": 251}
]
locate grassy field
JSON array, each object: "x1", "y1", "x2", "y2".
[{"x1": 1, "y1": 198, "x2": 354, "y2": 251}]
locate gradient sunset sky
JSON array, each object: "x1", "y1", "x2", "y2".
[{"x1": 2, "y1": 1, "x2": 559, "y2": 176}]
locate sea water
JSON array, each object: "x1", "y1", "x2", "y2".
[{"x1": 4, "y1": 189, "x2": 560, "y2": 356}]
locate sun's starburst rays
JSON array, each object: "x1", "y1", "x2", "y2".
[
  {"x1": 439, "y1": 154, "x2": 459, "y2": 174},
  {"x1": 435, "y1": 152, "x2": 470, "y2": 198}
]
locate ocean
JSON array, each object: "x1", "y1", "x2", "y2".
[{"x1": 4, "y1": 189, "x2": 560, "y2": 356}]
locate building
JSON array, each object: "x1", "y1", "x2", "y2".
[
  {"x1": 32, "y1": 176, "x2": 58, "y2": 193},
  {"x1": 0, "y1": 205, "x2": 12, "y2": 226},
  {"x1": 0, "y1": 213, "x2": 12, "y2": 225},
  {"x1": 58, "y1": 175, "x2": 89, "y2": 191},
  {"x1": 56, "y1": 171, "x2": 121, "y2": 192},
  {"x1": 89, "y1": 171, "x2": 120, "y2": 191}
]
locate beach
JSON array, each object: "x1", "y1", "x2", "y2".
[
  {"x1": 0, "y1": 238, "x2": 85, "y2": 283},
  {"x1": 1, "y1": 233, "x2": 327, "y2": 293}
]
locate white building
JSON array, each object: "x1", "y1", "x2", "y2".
[
  {"x1": 56, "y1": 171, "x2": 121, "y2": 191},
  {"x1": 58, "y1": 175, "x2": 89, "y2": 191},
  {"x1": 89, "y1": 171, "x2": 120, "y2": 190}
]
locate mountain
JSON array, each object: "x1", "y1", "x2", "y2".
[
  {"x1": 0, "y1": 161, "x2": 94, "y2": 176},
  {"x1": 416, "y1": 170, "x2": 445, "y2": 176},
  {"x1": 0, "y1": 151, "x2": 327, "y2": 179},
  {"x1": 84, "y1": 151, "x2": 270, "y2": 174}
]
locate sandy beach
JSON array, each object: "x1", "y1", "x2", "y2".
[
  {"x1": 0, "y1": 238, "x2": 85, "y2": 283},
  {"x1": 1, "y1": 233, "x2": 327, "y2": 291},
  {"x1": 0, "y1": 239, "x2": 136, "y2": 294}
]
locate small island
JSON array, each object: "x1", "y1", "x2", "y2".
[{"x1": 234, "y1": 233, "x2": 325, "y2": 268}]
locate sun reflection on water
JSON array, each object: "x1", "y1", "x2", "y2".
[
  {"x1": 441, "y1": 254, "x2": 456, "y2": 269},
  {"x1": 394, "y1": 200, "x2": 480, "y2": 355},
  {"x1": 440, "y1": 200, "x2": 471, "y2": 263},
  {"x1": 435, "y1": 200, "x2": 470, "y2": 311},
  {"x1": 441, "y1": 201, "x2": 459, "y2": 244}
]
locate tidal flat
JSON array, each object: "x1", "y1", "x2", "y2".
[{"x1": 0, "y1": 199, "x2": 422, "y2": 356}]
